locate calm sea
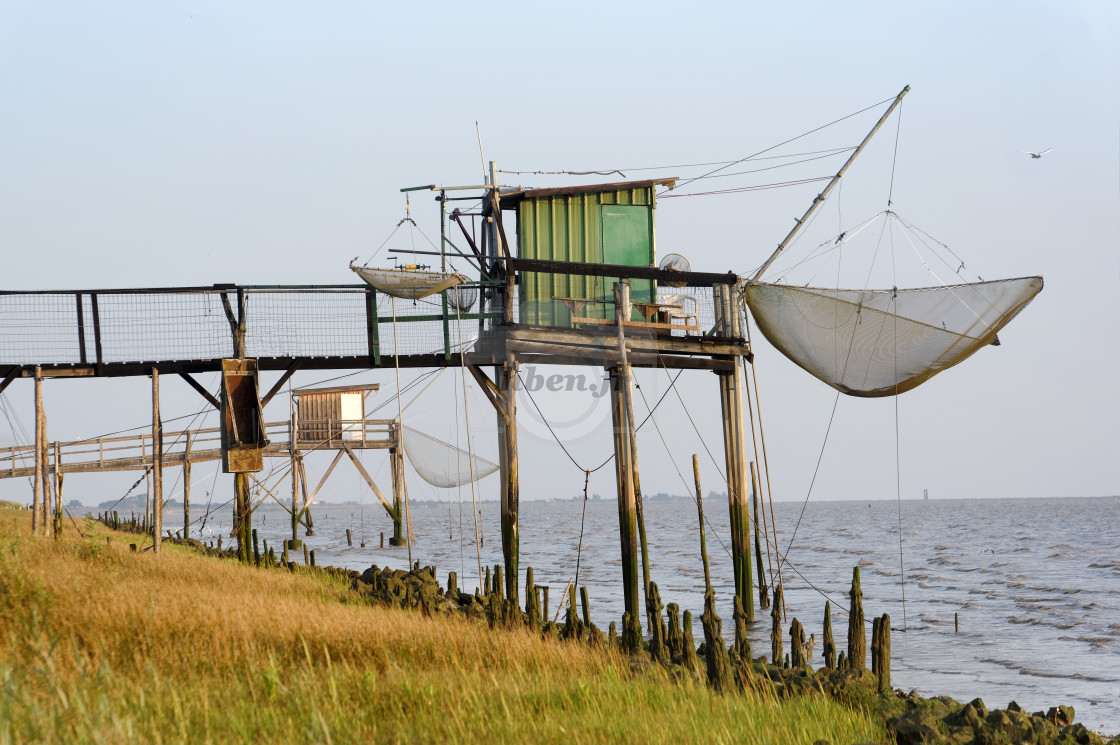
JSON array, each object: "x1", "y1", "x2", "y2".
[{"x1": 223, "y1": 495, "x2": 1120, "y2": 734}]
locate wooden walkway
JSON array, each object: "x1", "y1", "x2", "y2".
[{"x1": 0, "y1": 418, "x2": 395, "y2": 479}]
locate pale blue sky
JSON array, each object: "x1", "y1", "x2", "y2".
[{"x1": 1, "y1": 1, "x2": 1117, "y2": 511}]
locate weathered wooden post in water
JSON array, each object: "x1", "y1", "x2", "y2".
[
  {"x1": 496, "y1": 353, "x2": 519, "y2": 605},
  {"x1": 609, "y1": 280, "x2": 642, "y2": 647},
  {"x1": 848, "y1": 566, "x2": 866, "y2": 670},
  {"x1": 715, "y1": 283, "x2": 753, "y2": 622}
]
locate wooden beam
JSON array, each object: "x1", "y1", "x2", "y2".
[
  {"x1": 307, "y1": 449, "x2": 345, "y2": 502},
  {"x1": 178, "y1": 373, "x2": 220, "y2": 410},
  {"x1": 260, "y1": 360, "x2": 303, "y2": 408},
  {"x1": 0, "y1": 368, "x2": 18, "y2": 396},
  {"x1": 498, "y1": 326, "x2": 750, "y2": 358},
  {"x1": 510, "y1": 257, "x2": 738, "y2": 287},
  {"x1": 341, "y1": 443, "x2": 396, "y2": 519},
  {"x1": 500, "y1": 342, "x2": 735, "y2": 372},
  {"x1": 465, "y1": 362, "x2": 510, "y2": 427}
]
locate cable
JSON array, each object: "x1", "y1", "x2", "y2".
[
  {"x1": 887, "y1": 102, "x2": 903, "y2": 207},
  {"x1": 661, "y1": 94, "x2": 896, "y2": 195},
  {"x1": 660, "y1": 176, "x2": 832, "y2": 199}
]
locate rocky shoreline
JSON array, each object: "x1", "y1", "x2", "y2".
[{"x1": 350, "y1": 561, "x2": 1115, "y2": 745}]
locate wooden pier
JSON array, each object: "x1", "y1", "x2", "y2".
[{"x1": 1, "y1": 175, "x2": 761, "y2": 634}]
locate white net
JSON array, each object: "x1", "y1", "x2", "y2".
[
  {"x1": 400, "y1": 425, "x2": 499, "y2": 488},
  {"x1": 742, "y1": 276, "x2": 1043, "y2": 397}
]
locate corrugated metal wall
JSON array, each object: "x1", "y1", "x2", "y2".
[{"x1": 517, "y1": 187, "x2": 656, "y2": 327}]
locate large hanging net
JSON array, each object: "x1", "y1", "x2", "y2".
[
  {"x1": 742, "y1": 276, "x2": 1043, "y2": 397},
  {"x1": 400, "y1": 425, "x2": 499, "y2": 488}
]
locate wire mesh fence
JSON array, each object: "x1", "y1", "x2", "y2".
[
  {"x1": 1, "y1": 279, "x2": 725, "y2": 368},
  {"x1": 0, "y1": 285, "x2": 499, "y2": 366}
]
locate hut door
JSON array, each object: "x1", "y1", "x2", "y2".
[
  {"x1": 340, "y1": 392, "x2": 363, "y2": 442},
  {"x1": 601, "y1": 205, "x2": 654, "y2": 314}
]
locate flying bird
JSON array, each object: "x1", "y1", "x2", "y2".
[{"x1": 1023, "y1": 148, "x2": 1053, "y2": 159}]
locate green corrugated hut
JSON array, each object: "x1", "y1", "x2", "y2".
[{"x1": 499, "y1": 179, "x2": 676, "y2": 328}]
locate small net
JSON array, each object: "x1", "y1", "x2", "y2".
[
  {"x1": 742, "y1": 276, "x2": 1043, "y2": 397},
  {"x1": 400, "y1": 425, "x2": 499, "y2": 488}
]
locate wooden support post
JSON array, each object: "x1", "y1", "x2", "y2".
[
  {"x1": 388, "y1": 426, "x2": 406, "y2": 546},
  {"x1": 290, "y1": 448, "x2": 300, "y2": 543},
  {"x1": 183, "y1": 431, "x2": 192, "y2": 540},
  {"x1": 32, "y1": 368, "x2": 45, "y2": 536},
  {"x1": 152, "y1": 368, "x2": 163, "y2": 554},
  {"x1": 609, "y1": 365, "x2": 641, "y2": 650},
  {"x1": 716, "y1": 284, "x2": 753, "y2": 622},
  {"x1": 52, "y1": 442, "x2": 63, "y2": 537},
  {"x1": 497, "y1": 354, "x2": 519, "y2": 606},
  {"x1": 751, "y1": 461, "x2": 769, "y2": 609},
  {"x1": 823, "y1": 600, "x2": 836, "y2": 669},
  {"x1": 609, "y1": 282, "x2": 643, "y2": 649},
  {"x1": 234, "y1": 472, "x2": 252, "y2": 564},
  {"x1": 693, "y1": 455, "x2": 712, "y2": 593}
]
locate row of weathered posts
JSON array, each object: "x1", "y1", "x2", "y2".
[{"x1": 445, "y1": 557, "x2": 893, "y2": 696}]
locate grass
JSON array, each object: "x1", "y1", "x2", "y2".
[{"x1": 0, "y1": 510, "x2": 887, "y2": 744}]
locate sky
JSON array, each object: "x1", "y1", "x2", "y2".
[{"x1": 1, "y1": 1, "x2": 1117, "y2": 515}]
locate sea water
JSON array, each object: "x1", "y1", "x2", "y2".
[{"x1": 221, "y1": 495, "x2": 1120, "y2": 734}]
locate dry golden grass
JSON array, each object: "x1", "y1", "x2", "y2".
[{"x1": 0, "y1": 510, "x2": 886, "y2": 744}]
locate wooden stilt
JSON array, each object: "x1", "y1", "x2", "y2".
[
  {"x1": 33, "y1": 368, "x2": 45, "y2": 536},
  {"x1": 183, "y1": 431, "x2": 192, "y2": 540},
  {"x1": 751, "y1": 461, "x2": 769, "y2": 609},
  {"x1": 234, "y1": 472, "x2": 251, "y2": 564},
  {"x1": 716, "y1": 284, "x2": 753, "y2": 622},
  {"x1": 152, "y1": 368, "x2": 163, "y2": 554},
  {"x1": 290, "y1": 448, "x2": 300, "y2": 543},
  {"x1": 610, "y1": 281, "x2": 643, "y2": 649},
  {"x1": 609, "y1": 364, "x2": 641, "y2": 650},
  {"x1": 388, "y1": 425, "x2": 405, "y2": 546},
  {"x1": 52, "y1": 442, "x2": 63, "y2": 537},
  {"x1": 498, "y1": 354, "x2": 520, "y2": 606}
]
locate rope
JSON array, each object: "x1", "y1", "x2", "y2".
[
  {"x1": 390, "y1": 297, "x2": 413, "y2": 566},
  {"x1": 632, "y1": 381, "x2": 734, "y2": 560},
  {"x1": 659, "y1": 176, "x2": 832, "y2": 199},
  {"x1": 496, "y1": 148, "x2": 856, "y2": 177},
  {"x1": 741, "y1": 314, "x2": 784, "y2": 614},
  {"x1": 892, "y1": 292, "x2": 908, "y2": 630},
  {"x1": 887, "y1": 101, "x2": 903, "y2": 207},
  {"x1": 514, "y1": 368, "x2": 684, "y2": 476},
  {"x1": 659, "y1": 361, "x2": 726, "y2": 481},
  {"x1": 454, "y1": 301, "x2": 484, "y2": 586},
  {"x1": 662, "y1": 93, "x2": 896, "y2": 195},
  {"x1": 573, "y1": 470, "x2": 590, "y2": 589},
  {"x1": 739, "y1": 319, "x2": 776, "y2": 598}
]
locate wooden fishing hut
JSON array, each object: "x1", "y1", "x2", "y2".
[{"x1": 456, "y1": 170, "x2": 756, "y2": 634}]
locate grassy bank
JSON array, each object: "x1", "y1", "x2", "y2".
[{"x1": 0, "y1": 509, "x2": 884, "y2": 744}]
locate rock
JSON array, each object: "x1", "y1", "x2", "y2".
[
  {"x1": 1046, "y1": 705, "x2": 1074, "y2": 727},
  {"x1": 889, "y1": 707, "x2": 946, "y2": 745}
]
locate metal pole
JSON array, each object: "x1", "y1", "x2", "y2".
[{"x1": 751, "y1": 85, "x2": 910, "y2": 282}]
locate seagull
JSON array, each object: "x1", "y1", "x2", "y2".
[{"x1": 1023, "y1": 148, "x2": 1053, "y2": 159}]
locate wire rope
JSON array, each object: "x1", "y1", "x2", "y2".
[{"x1": 661, "y1": 93, "x2": 895, "y2": 195}]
